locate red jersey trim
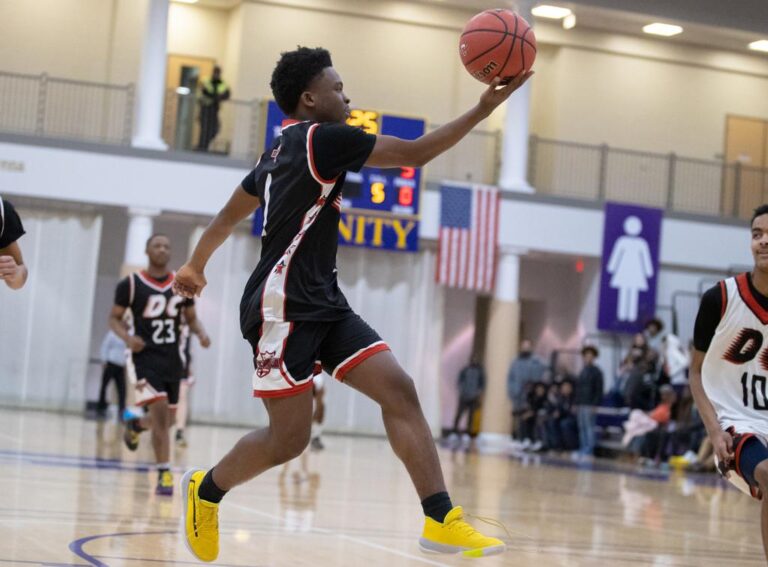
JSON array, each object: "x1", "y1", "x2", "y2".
[
  {"x1": 735, "y1": 273, "x2": 768, "y2": 325},
  {"x1": 719, "y1": 280, "x2": 727, "y2": 319},
  {"x1": 253, "y1": 378, "x2": 314, "y2": 399},
  {"x1": 138, "y1": 270, "x2": 175, "y2": 292},
  {"x1": 333, "y1": 343, "x2": 391, "y2": 382},
  {"x1": 307, "y1": 123, "x2": 339, "y2": 186}
]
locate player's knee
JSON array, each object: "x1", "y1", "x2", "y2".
[
  {"x1": 270, "y1": 427, "x2": 310, "y2": 464},
  {"x1": 383, "y1": 373, "x2": 420, "y2": 412}
]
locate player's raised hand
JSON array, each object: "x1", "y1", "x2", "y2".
[
  {"x1": 711, "y1": 429, "x2": 734, "y2": 476},
  {"x1": 174, "y1": 263, "x2": 207, "y2": 298},
  {"x1": 198, "y1": 333, "x2": 211, "y2": 349},
  {"x1": 478, "y1": 72, "x2": 534, "y2": 115}
]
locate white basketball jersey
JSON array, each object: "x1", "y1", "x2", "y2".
[{"x1": 702, "y1": 275, "x2": 768, "y2": 437}]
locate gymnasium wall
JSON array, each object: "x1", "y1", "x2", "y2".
[
  {"x1": 0, "y1": 0, "x2": 145, "y2": 85},
  {"x1": 167, "y1": 3, "x2": 232, "y2": 68},
  {"x1": 530, "y1": 33, "x2": 768, "y2": 160}
]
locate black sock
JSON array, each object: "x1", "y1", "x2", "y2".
[
  {"x1": 421, "y1": 491, "x2": 453, "y2": 523},
  {"x1": 198, "y1": 468, "x2": 228, "y2": 504}
]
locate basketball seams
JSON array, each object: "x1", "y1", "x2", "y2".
[
  {"x1": 464, "y1": 33, "x2": 511, "y2": 66},
  {"x1": 460, "y1": 29, "x2": 511, "y2": 37},
  {"x1": 487, "y1": 9, "x2": 509, "y2": 33},
  {"x1": 496, "y1": 13, "x2": 519, "y2": 80},
  {"x1": 522, "y1": 28, "x2": 537, "y2": 53}
]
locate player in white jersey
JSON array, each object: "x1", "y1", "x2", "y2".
[{"x1": 690, "y1": 204, "x2": 768, "y2": 560}]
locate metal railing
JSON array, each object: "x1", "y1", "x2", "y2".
[
  {"x1": 162, "y1": 89, "x2": 261, "y2": 161},
  {"x1": 426, "y1": 126, "x2": 501, "y2": 186},
  {"x1": 528, "y1": 135, "x2": 768, "y2": 221},
  {"x1": 0, "y1": 71, "x2": 133, "y2": 145}
]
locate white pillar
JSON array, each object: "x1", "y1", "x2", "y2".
[
  {"x1": 480, "y1": 247, "x2": 526, "y2": 444},
  {"x1": 494, "y1": 248, "x2": 521, "y2": 302},
  {"x1": 123, "y1": 208, "x2": 160, "y2": 273},
  {"x1": 132, "y1": 0, "x2": 169, "y2": 150},
  {"x1": 498, "y1": 0, "x2": 534, "y2": 193}
]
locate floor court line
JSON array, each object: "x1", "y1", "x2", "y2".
[{"x1": 228, "y1": 502, "x2": 453, "y2": 566}]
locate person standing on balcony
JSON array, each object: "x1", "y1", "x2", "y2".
[
  {"x1": 0, "y1": 196, "x2": 28, "y2": 290},
  {"x1": 197, "y1": 66, "x2": 231, "y2": 152}
]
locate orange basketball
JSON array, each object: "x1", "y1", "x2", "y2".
[{"x1": 459, "y1": 9, "x2": 536, "y2": 84}]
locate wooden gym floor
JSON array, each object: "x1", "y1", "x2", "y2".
[{"x1": 0, "y1": 408, "x2": 764, "y2": 566}]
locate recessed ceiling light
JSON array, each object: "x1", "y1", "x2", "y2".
[
  {"x1": 748, "y1": 40, "x2": 768, "y2": 52},
  {"x1": 531, "y1": 5, "x2": 572, "y2": 19},
  {"x1": 562, "y1": 14, "x2": 576, "y2": 30},
  {"x1": 642, "y1": 23, "x2": 683, "y2": 37}
]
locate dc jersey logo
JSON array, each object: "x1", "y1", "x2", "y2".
[{"x1": 142, "y1": 294, "x2": 185, "y2": 318}]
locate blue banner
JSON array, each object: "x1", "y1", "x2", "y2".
[{"x1": 597, "y1": 202, "x2": 663, "y2": 333}]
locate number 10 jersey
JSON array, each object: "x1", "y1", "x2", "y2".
[
  {"x1": 702, "y1": 274, "x2": 768, "y2": 437},
  {"x1": 114, "y1": 271, "x2": 193, "y2": 380}
]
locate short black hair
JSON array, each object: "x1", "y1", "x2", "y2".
[
  {"x1": 752, "y1": 204, "x2": 768, "y2": 226},
  {"x1": 146, "y1": 233, "x2": 169, "y2": 248},
  {"x1": 581, "y1": 345, "x2": 599, "y2": 358},
  {"x1": 644, "y1": 317, "x2": 664, "y2": 332},
  {"x1": 270, "y1": 47, "x2": 333, "y2": 115}
]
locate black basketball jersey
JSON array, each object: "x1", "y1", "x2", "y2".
[
  {"x1": 114, "y1": 271, "x2": 193, "y2": 379},
  {"x1": 0, "y1": 197, "x2": 26, "y2": 249},
  {"x1": 239, "y1": 120, "x2": 376, "y2": 336}
]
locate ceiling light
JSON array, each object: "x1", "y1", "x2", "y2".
[
  {"x1": 748, "y1": 40, "x2": 768, "y2": 52},
  {"x1": 642, "y1": 23, "x2": 683, "y2": 37},
  {"x1": 172, "y1": 0, "x2": 199, "y2": 4},
  {"x1": 531, "y1": 5, "x2": 572, "y2": 19},
  {"x1": 562, "y1": 14, "x2": 576, "y2": 30}
]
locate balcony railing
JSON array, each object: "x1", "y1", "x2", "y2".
[
  {"x1": 528, "y1": 135, "x2": 767, "y2": 220},
  {"x1": 161, "y1": 89, "x2": 261, "y2": 162},
  {"x1": 0, "y1": 71, "x2": 133, "y2": 145},
  {"x1": 1, "y1": 69, "x2": 764, "y2": 221}
]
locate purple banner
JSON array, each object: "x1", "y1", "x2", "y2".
[{"x1": 597, "y1": 202, "x2": 663, "y2": 334}]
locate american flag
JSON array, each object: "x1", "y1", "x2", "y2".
[{"x1": 436, "y1": 184, "x2": 500, "y2": 293}]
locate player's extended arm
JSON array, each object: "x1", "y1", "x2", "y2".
[
  {"x1": 0, "y1": 241, "x2": 28, "y2": 290},
  {"x1": 689, "y1": 348, "x2": 733, "y2": 467},
  {"x1": 174, "y1": 186, "x2": 261, "y2": 298},
  {"x1": 365, "y1": 73, "x2": 533, "y2": 169},
  {"x1": 183, "y1": 304, "x2": 211, "y2": 348}
]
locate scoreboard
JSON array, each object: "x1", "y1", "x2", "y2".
[{"x1": 256, "y1": 100, "x2": 424, "y2": 252}]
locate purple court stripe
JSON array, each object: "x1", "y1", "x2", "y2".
[{"x1": 69, "y1": 531, "x2": 174, "y2": 567}]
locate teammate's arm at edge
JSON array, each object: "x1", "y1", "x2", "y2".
[{"x1": 0, "y1": 241, "x2": 27, "y2": 290}]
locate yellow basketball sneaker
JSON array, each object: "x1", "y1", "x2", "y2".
[
  {"x1": 181, "y1": 468, "x2": 219, "y2": 562},
  {"x1": 419, "y1": 506, "x2": 506, "y2": 558}
]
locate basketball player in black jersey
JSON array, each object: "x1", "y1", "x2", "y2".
[
  {"x1": 176, "y1": 47, "x2": 532, "y2": 561},
  {"x1": 0, "y1": 197, "x2": 28, "y2": 290},
  {"x1": 109, "y1": 234, "x2": 210, "y2": 495}
]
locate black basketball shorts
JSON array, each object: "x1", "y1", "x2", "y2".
[
  {"x1": 126, "y1": 358, "x2": 181, "y2": 407},
  {"x1": 245, "y1": 311, "x2": 389, "y2": 398}
]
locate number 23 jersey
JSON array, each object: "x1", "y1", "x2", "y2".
[
  {"x1": 114, "y1": 271, "x2": 194, "y2": 379},
  {"x1": 699, "y1": 274, "x2": 768, "y2": 437}
]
